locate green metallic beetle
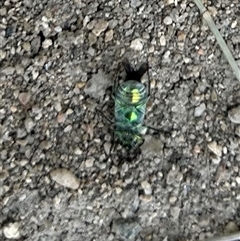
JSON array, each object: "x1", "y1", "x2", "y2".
[
  {"x1": 97, "y1": 58, "x2": 156, "y2": 155},
  {"x1": 112, "y1": 58, "x2": 151, "y2": 153}
]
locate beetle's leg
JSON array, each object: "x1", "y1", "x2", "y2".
[
  {"x1": 109, "y1": 131, "x2": 116, "y2": 155},
  {"x1": 144, "y1": 125, "x2": 161, "y2": 132},
  {"x1": 96, "y1": 108, "x2": 113, "y2": 123},
  {"x1": 147, "y1": 61, "x2": 151, "y2": 98},
  {"x1": 113, "y1": 76, "x2": 118, "y2": 97}
]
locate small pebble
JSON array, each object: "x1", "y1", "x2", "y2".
[
  {"x1": 24, "y1": 117, "x2": 35, "y2": 133},
  {"x1": 112, "y1": 219, "x2": 142, "y2": 240},
  {"x1": 64, "y1": 125, "x2": 72, "y2": 132},
  {"x1": 228, "y1": 106, "x2": 240, "y2": 124},
  {"x1": 0, "y1": 169, "x2": 9, "y2": 181},
  {"x1": 115, "y1": 187, "x2": 122, "y2": 194},
  {"x1": 54, "y1": 101, "x2": 62, "y2": 112},
  {"x1": 32, "y1": 69, "x2": 39, "y2": 80},
  {"x1": 163, "y1": 16, "x2": 173, "y2": 25},
  {"x1": 3, "y1": 222, "x2": 21, "y2": 239},
  {"x1": 130, "y1": 0, "x2": 142, "y2": 8},
  {"x1": 212, "y1": 156, "x2": 221, "y2": 165},
  {"x1": 18, "y1": 92, "x2": 31, "y2": 105},
  {"x1": 207, "y1": 141, "x2": 222, "y2": 157},
  {"x1": 2, "y1": 66, "x2": 15, "y2": 75},
  {"x1": 211, "y1": 90, "x2": 218, "y2": 102},
  {"x1": 40, "y1": 140, "x2": 52, "y2": 150},
  {"x1": 141, "y1": 180, "x2": 152, "y2": 195},
  {"x1": 50, "y1": 168, "x2": 80, "y2": 190},
  {"x1": 74, "y1": 147, "x2": 82, "y2": 155},
  {"x1": 235, "y1": 126, "x2": 240, "y2": 137},
  {"x1": 224, "y1": 221, "x2": 239, "y2": 233},
  {"x1": 169, "y1": 196, "x2": 177, "y2": 204},
  {"x1": 164, "y1": 0, "x2": 174, "y2": 5},
  {"x1": 159, "y1": 35, "x2": 166, "y2": 46},
  {"x1": 57, "y1": 112, "x2": 67, "y2": 123},
  {"x1": 194, "y1": 103, "x2": 206, "y2": 117},
  {"x1": 54, "y1": 26, "x2": 62, "y2": 32},
  {"x1": 130, "y1": 38, "x2": 143, "y2": 51},
  {"x1": 231, "y1": 20, "x2": 237, "y2": 29},
  {"x1": 92, "y1": 19, "x2": 108, "y2": 36},
  {"x1": 31, "y1": 36, "x2": 41, "y2": 55},
  {"x1": 87, "y1": 20, "x2": 97, "y2": 30},
  {"x1": 110, "y1": 165, "x2": 118, "y2": 175},
  {"x1": 85, "y1": 157, "x2": 94, "y2": 168},
  {"x1": 170, "y1": 206, "x2": 181, "y2": 219},
  {"x1": 105, "y1": 29, "x2": 113, "y2": 42},
  {"x1": 22, "y1": 42, "x2": 31, "y2": 52},
  {"x1": 10, "y1": 106, "x2": 17, "y2": 113},
  {"x1": 84, "y1": 71, "x2": 110, "y2": 99},
  {"x1": 42, "y1": 39, "x2": 52, "y2": 49},
  {"x1": 0, "y1": 49, "x2": 6, "y2": 59},
  {"x1": 104, "y1": 142, "x2": 111, "y2": 155},
  {"x1": 236, "y1": 177, "x2": 240, "y2": 185},
  {"x1": 88, "y1": 32, "x2": 97, "y2": 45}
]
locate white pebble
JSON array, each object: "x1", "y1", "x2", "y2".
[
  {"x1": 105, "y1": 29, "x2": 114, "y2": 42},
  {"x1": 42, "y1": 39, "x2": 52, "y2": 49},
  {"x1": 194, "y1": 103, "x2": 206, "y2": 117},
  {"x1": 231, "y1": 20, "x2": 237, "y2": 29},
  {"x1": 50, "y1": 168, "x2": 80, "y2": 190},
  {"x1": 207, "y1": 141, "x2": 222, "y2": 157},
  {"x1": 236, "y1": 177, "x2": 240, "y2": 185},
  {"x1": 54, "y1": 26, "x2": 62, "y2": 32},
  {"x1": 169, "y1": 196, "x2": 177, "y2": 204},
  {"x1": 3, "y1": 222, "x2": 21, "y2": 239},
  {"x1": 141, "y1": 180, "x2": 152, "y2": 195},
  {"x1": 163, "y1": 16, "x2": 173, "y2": 25},
  {"x1": 85, "y1": 157, "x2": 95, "y2": 168},
  {"x1": 159, "y1": 35, "x2": 166, "y2": 46},
  {"x1": 24, "y1": 118, "x2": 35, "y2": 133},
  {"x1": 64, "y1": 125, "x2": 72, "y2": 132},
  {"x1": 115, "y1": 187, "x2": 122, "y2": 194},
  {"x1": 18, "y1": 92, "x2": 31, "y2": 105},
  {"x1": 130, "y1": 38, "x2": 143, "y2": 51},
  {"x1": 228, "y1": 106, "x2": 240, "y2": 124},
  {"x1": 92, "y1": 19, "x2": 108, "y2": 36},
  {"x1": 74, "y1": 147, "x2": 83, "y2": 155},
  {"x1": 110, "y1": 165, "x2": 118, "y2": 175}
]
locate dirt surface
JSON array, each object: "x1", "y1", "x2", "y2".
[{"x1": 1, "y1": 0, "x2": 240, "y2": 240}]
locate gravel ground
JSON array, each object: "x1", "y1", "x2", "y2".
[{"x1": 1, "y1": 0, "x2": 240, "y2": 240}]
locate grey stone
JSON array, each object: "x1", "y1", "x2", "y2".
[
  {"x1": 50, "y1": 168, "x2": 80, "y2": 190},
  {"x1": 163, "y1": 16, "x2": 173, "y2": 25},
  {"x1": 141, "y1": 180, "x2": 152, "y2": 195},
  {"x1": 24, "y1": 118, "x2": 35, "y2": 133},
  {"x1": 130, "y1": 38, "x2": 143, "y2": 51},
  {"x1": 228, "y1": 106, "x2": 240, "y2": 124},
  {"x1": 194, "y1": 103, "x2": 206, "y2": 117},
  {"x1": 207, "y1": 141, "x2": 222, "y2": 157},
  {"x1": 2, "y1": 66, "x2": 15, "y2": 75},
  {"x1": 92, "y1": 19, "x2": 108, "y2": 36},
  {"x1": 112, "y1": 218, "x2": 142, "y2": 241},
  {"x1": 84, "y1": 71, "x2": 110, "y2": 99},
  {"x1": 18, "y1": 92, "x2": 31, "y2": 105}
]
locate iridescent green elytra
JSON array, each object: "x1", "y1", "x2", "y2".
[{"x1": 113, "y1": 58, "x2": 150, "y2": 150}]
